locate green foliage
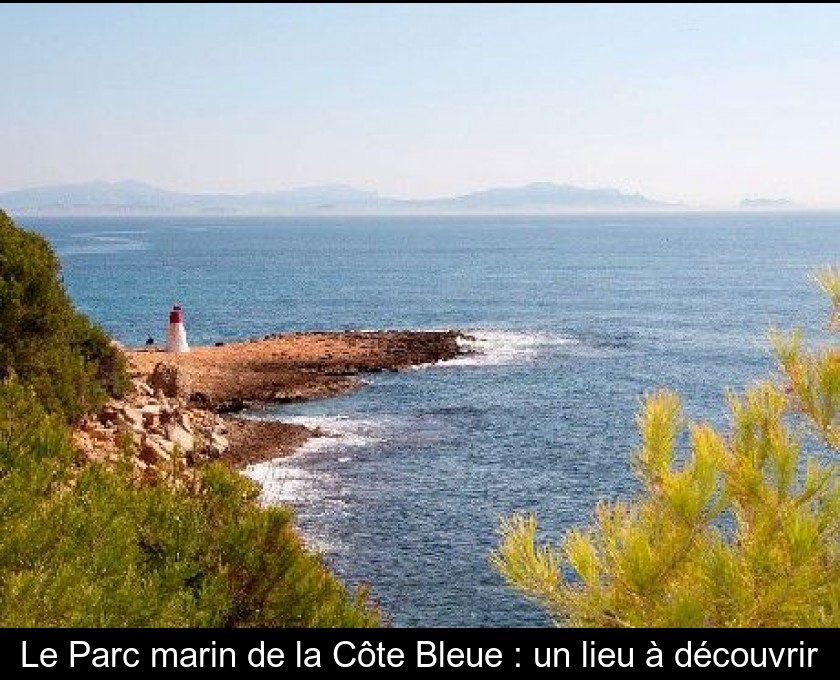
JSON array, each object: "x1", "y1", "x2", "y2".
[
  {"x1": 0, "y1": 209, "x2": 128, "y2": 421},
  {"x1": 493, "y1": 270, "x2": 840, "y2": 627},
  {"x1": 0, "y1": 209, "x2": 376, "y2": 627},
  {"x1": 0, "y1": 378, "x2": 379, "y2": 627}
]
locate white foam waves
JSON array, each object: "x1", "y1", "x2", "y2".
[
  {"x1": 283, "y1": 414, "x2": 386, "y2": 451},
  {"x1": 418, "y1": 329, "x2": 580, "y2": 368},
  {"x1": 245, "y1": 463, "x2": 331, "y2": 505},
  {"x1": 244, "y1": 460, "x2": 348, "y2": 554},
  {"x1": 244, "y1": 413, "x2": 393, "y2": 554},
  {"x1": 61, "y1": 232, "x2": 149, "y2": 256},
  {"x1": 244, "y1": 414, "x2": 388, "y2": 504}
]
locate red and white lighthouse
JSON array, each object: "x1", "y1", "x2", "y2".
[{"x1": 166, "y1": 304, "x2": 190, "y2": 353}]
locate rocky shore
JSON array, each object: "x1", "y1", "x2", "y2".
[{"x1": 74, "y1": 330, "x2": 463, "y2": 481}]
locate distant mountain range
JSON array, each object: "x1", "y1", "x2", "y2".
[
  {"x1": 0, "y1": 180, "x2": 675, "y2": 215},
  {"x1": 739, "y1": 197, "x2": 804, "y2": 210}
]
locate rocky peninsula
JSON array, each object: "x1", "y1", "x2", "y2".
[{"x1": 74, "y1": 330, "x2": 463, "y2": 481}]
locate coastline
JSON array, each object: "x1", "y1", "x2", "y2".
[{"x1": 105, "y1": 330, "x2": 464, "y2": 476}]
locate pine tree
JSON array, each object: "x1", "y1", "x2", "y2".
[
  {"x1": 0, "y1": 377, "x2": 379, "y2": 627},
  {"x1": 492, "y1": 268, "x2": 840, "y2": 627},
  {"x1": 0, "y1": 209, "x2": 128, "y2": 421},
  {"x1": 0, "y1": 210, "x2": 378, "y2": 627}
]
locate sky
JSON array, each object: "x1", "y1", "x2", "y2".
[{"x1": 1, "y1": 3, "x2": 839, "y2": 208}]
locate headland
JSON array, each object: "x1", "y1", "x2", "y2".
[{"x1": 74, "y1": 330, "x2": 464, "y2": 480}]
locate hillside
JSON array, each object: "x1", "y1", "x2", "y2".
[{"x1": 1, "y1": 180, "x2": 668, "y2": 215}]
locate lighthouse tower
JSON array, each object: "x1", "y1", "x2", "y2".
[{"x1": 166, "y1": 305, "x2": 190, "y2": 353}]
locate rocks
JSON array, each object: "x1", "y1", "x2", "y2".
[
  {"x1": 149, "y1": 362, "x2": 190, "y2": 398},
  {"x1": 128, "y1": 330, "x2": 464, "y2": 411},
  {"x1": 87, "y1": 329, "x2": 467, "y2": 481},
  {"x1": 139, "y1": 437, "x2": 165, "y2": 465},
  {"x1": 99, "y1": 405, "x2": 119, "y2": 424},
  {"x1": 189, "y1": 391, "x2": 211, "y2": 407},
  {"x1": 178, "y1": 411, "x2": 192, "y2": 432},
  {"x1": 90, "y1": 426, "x2": 112, "y2": 442},
  {"x1": 217, "y1": 397, "x2": 250, "y2": 413},
  {"x1": 164, "y1": 423, "x2": 195, "y2": 453},
  {"x1": 72, "y1": 372, "x2": 231, "y2": 486},
  {"x1": 207, "y1": 432, "x2": 229, "y2": 458},
  {"x1": 122, "y1": 405, "x2": 143, "y2": 429},
  {"x1": 133, "y1": 379, "x2": 154, "y2": 397}
]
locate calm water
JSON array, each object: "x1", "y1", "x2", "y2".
[{"x1": 22, "y1": 212, "x2": 840, "y2": 627}]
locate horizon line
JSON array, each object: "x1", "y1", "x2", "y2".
[{"x1": 8, "y1": 207, "x2": 837, "y2": 219}]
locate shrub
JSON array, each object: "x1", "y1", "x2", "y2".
[
  {"x1": 0, "y1": 378, "x2": 378, "y2": 627},
  {"x1": 492, "y1": 269, "x2": 840, "y2": 627},
  {"x1": 0, "y1": 209, "x2": 128, "y2": 421}
]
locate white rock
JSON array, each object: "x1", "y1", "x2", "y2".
[
  {"x1": 133, "y1": 379, "x2": 154, "y2": 397},
  {"x1": 122, "y1": 405, "x2": 144, "y2": 428},
  {"x1": 210, "y1": 432, "x2": 229, "y2": 451},
  {"x1": 164, "y1": 423, "x2": 194, "y2": 453},
  {"x1": 147, "y1": 434, "x2": 175, "y2": 455},
  {"x1": 178, "y1": 412, "x2": 193, "y2": 432}
]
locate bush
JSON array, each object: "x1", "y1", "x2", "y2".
[
  {"x1": 0, "y1": 378, "x2": 379, "y2": 627},
  {"x1": 0, "y1": 209, "x2": 128, "y2": 421},
  {"x1": 493, "y1": 268, "x2": 840, "y2": 627}
]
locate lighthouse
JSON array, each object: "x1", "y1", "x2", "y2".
[{"x1": 166, "y1": 304, "x2": 190, "y2": 353}]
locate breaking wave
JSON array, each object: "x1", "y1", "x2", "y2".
[
  {"x1": 412, "y1": 329, "x2": 581, "y2": 368},
  {"x1": 60, "y1": 232, "x2": 149, "y2": 256}
]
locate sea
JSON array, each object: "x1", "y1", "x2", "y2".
[{"x1": 22, "y1": 212, "x2": 840, "y2": 627}]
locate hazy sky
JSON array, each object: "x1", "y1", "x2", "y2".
[{"x1": 2, "y1": 3, "x2": 839, "y2": 207}]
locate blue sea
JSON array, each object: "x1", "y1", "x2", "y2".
[{"x1": 23, "y1": 212, "x2": 840, "y2": 627}]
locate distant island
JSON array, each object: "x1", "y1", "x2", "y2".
[
  {"x1": 739, "y1": 197, "x2": 804, "y2": 210},
  {"x1": 0, "y1": 180, "x2": 675, "y2": 216}
]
